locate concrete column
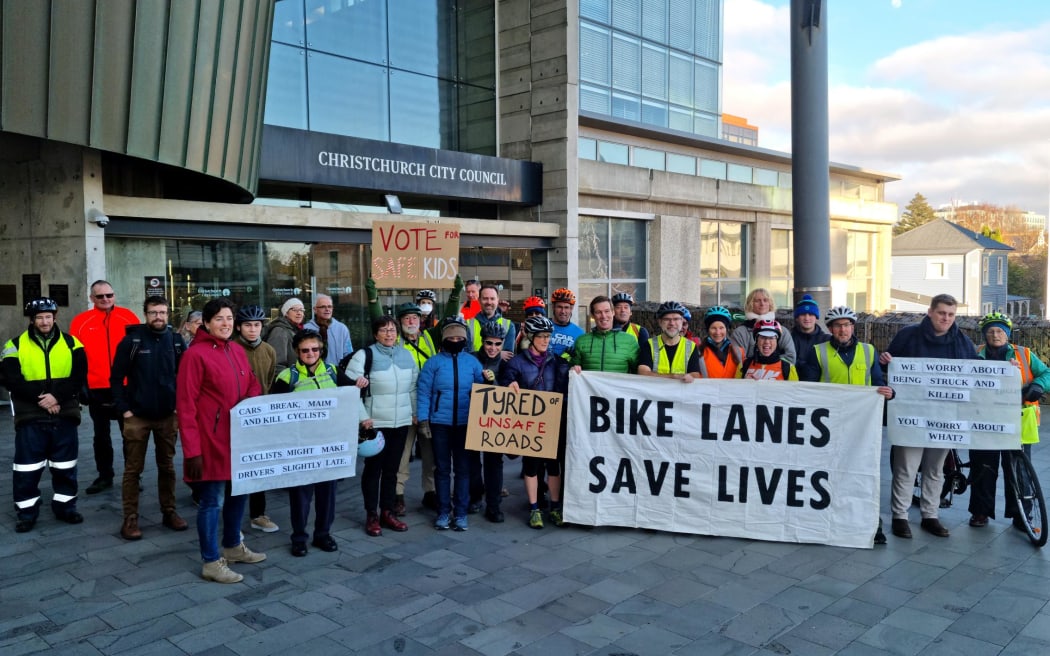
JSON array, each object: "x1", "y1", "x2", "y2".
[{"x1": 651, "y1": 215, "x2": 702, "y2": 305}]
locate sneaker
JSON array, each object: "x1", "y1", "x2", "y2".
[
  {"x1": 202, "y1": 557, "x2": 243, "y2": 583},
  {"x1": 549, "y1": 509, "x2": 565, "y2": 527},
  {"x1": 529, "y1": 509, "x2": 544, "y2": 529},
  {"x1": 434, "y1": 513, "x2": 450, "y2": 530},
  {"x1": 453, "y1": 516, "x2": 468, "y2": 531},
  {"x1": 86, "y1": 477, "x2": 113, "y2": 495},
  {"x1": 222, "y1": 542, "x2": 267, "y2": 564},
  {"x1": 467, "y1": 502, "x2": 482, "y2": 515},
  {"x1": 969, "y1": 514, "x2": 989, "y2": 528},
  {"x1": 121, "y1": 514, "x2": 142, "y2": 540},
  {"x1": 251, "y1": 515, "x2": 279, "y2": 532}
]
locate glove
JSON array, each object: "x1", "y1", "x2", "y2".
[
  {"x1": 1024, "y1": 384, "x2": 1044, "y2": 403},
  {"x1": 482, "y1": 369, "x2": 496, "y2": 383},
  {"x1": 366, "y1": 277, "x2": 378, "y2": 303},
  {"x1": 453, "y1": 273, "x2": 464, "y2": 293},
  {"x1": 417, "y1": 420, "x2": 431, "y2": 440}
]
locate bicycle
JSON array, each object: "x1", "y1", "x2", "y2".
[
  {"x1": 1003, "y1": 448, "x2": 1047, "y2": 548},
  {"x1": 908, "y1": 448, "x2": 969, "y2": 509}
]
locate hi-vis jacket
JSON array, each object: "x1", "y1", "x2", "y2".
[
  {"x1": 2, "y1": 327, "x2": 87, "y2": 426},
  {"x1": 69, "y1": 305, "x2": 139, "y2": 390}
]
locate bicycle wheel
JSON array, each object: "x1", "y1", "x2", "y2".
[{"x1": 1006, "y1": 450, "x2": 1048, "y2": 548}]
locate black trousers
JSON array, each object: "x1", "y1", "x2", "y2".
[
  {"x1": 361, "y1": 425, "x2": 408, "y2": 513},
  {"x1": 288, "y1": 481, "x2": 337, "y2": 545},
  {"x1": 88, "y1": 388, "x2": 123, "y2": 479}
]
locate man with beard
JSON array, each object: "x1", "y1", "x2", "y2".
[
  {"x1": 466, "y1": 285, "x2": 516, "y2": 361},
  {"x1": 548, "y1": 288, "x2": 583, "y2": 359},
  {"x1": 637, "y1": 301, "x2": 700, "y2": 381},
  {"x1": 305, "y1": 294, "x2": 352, "y2": 368}
]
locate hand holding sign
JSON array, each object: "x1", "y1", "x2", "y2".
[
  {"x1": 371, "y1": 220, "x2": 460, "y2": 288},
  {"x1": 466, "y1": 384, "x2": 563, "y2": 459}
]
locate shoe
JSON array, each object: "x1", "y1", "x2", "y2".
[
  {"x1": 121, "y1": 514, "x2": 142, "y2": 540},
  {"x1": 485, "y1": 509, "x2": 505, "y2": 523},
  {"x1": 453, "y1": 516, "x2": 468, "y2": 531},
  {"x1": 250, "y1": 515, "x2": 279, "y2": 532},
  {"x1": 969, "y1": 514, "x2": 989, "y2": 528},
  {"x1": 891, "y1": 518, "x2": 912, "y2": 538},
  {"x1": 874, "y1": 522, "x2": 887, "y2": 545},
  {"x1": 311, "y1": 535, "x2": 338, "y2": 552},
  {"x1": 163, "y1": 511, "x2": 188, "y2": 531},
  {"x1": 86, "y1": 477, "x2": 112, "y2": 494},
  {"x1": 549, "y1": 509, "x2": 565, "y2": 527},
  {"x1": 202, "y1": 558, "x2": 243, "y2": 583},
  {"x1": 222, "y1": 542, "x2": 267, "y2": 563},
  {"x1": 434, "y1": 513, "x2": 450, "y2": 530},
  {"x1": 381, "y1": 510, "x2": 408, "y2": 532},
  {"x1": 501, "y1": 487, "x2": 510, "y2": 497},
  {"x1": 422, "y1": 491, "x2": 439, "y2": 511},
  {"x1": 58, "y1": 511, "x2": 84, "y2": 525},
  {"x1": 394, "y1": 495, "x2": 406, "y2": 517},
  {"x1": 467, "y1": 502, "x2": 482, "y2": 515},
  {"x1": 529, "y1": 509, "x2": 544, "y2": 529},
  {"x1": 15, "y1": 518, "x2": 36, "y2": 533},
  {"x1": 365, "y1": 512, "x2": 382, "y2": 537},
  {"x1": 920, "y1": 518, "x2": 950, "y2": 537},
  {"x1": 291, "y1": 543, "x2": 308, "y2": 557}
]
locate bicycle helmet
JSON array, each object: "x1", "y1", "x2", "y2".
[
  {"x1": 523, "y1": 315, "x2": 554, "y2": 335},
  {"x1": 656, "y1": 301, "x2": 688, "y2": 319},
  {"x1": 704, "y1": 305, "x2": 733, "y2": 329},
  {"x1": 480, "y1": 321, "x2": 508, "y2": 340},
  {"x1": 682, "y1": 307, "x2": 692, "y2": 322},
  {"x1": 24, "y1": 297, "x2": 59, "y2": 317},
  {"x1": 358, "y1": 427, "x2": 386, "y2": 458},
  {"x1": 611, "y1": 292, "x2": 634, "y2": 306},
  {"x1": 752, "y1": 319, "x2": 782, "y2": 339},
  {"x1": 415, "y1": 289, "x2": 437, "y2": 302},
  {"x1": 523, "y1": 296, "x2": 547, "y2": 315},
  {"x1": 395, "y1": 302, "x2": 423, "y2": 319},
  {"x1": 979, "y1": 311, "x2": 1012, "y2": 333},
  {"x1": 235, "y1": 304, "x2": 267, "y2": 325},
  {"x1": 292, "y1": 328, "x2": 324, "y2": 349},
  {"x1": 550, "y1": 288, "x2": 576, "y2": 305},
  {"x1": 825, "y1": 306, "x2": 857, "y2": 324}
]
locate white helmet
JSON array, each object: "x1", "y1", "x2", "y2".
[{"x1": 825, "y1": 306, "x2": 857, "y2": 324}]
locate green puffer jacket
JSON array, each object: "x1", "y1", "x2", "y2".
[{"x1": 571, "y1": 328, "x2": 639, "y2": 373}]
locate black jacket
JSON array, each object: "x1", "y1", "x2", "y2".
[{"x1": 110, "y1": 325, "x2": 185, "y2": 419}]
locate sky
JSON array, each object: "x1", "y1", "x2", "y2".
[{"x1": 722, "y1": 0, "x2": 1050, "y2": 215}]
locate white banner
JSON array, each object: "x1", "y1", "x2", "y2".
[
  {"x1": 564, "y1": 372, "x2": 885, "y2": 548},
  {"x1": 886, "y1": 357, "x2": 1021, "y2": 449},
  {"x1": 229, "y1": 387, "x2": 360, "y2": 495}
]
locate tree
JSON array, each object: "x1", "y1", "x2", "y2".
[
  {"x1": 894, "y1": 193, "x2": 937, "y2": 235},
  {"x1": 1008, "y1": 246, "x2": 1047, "y2": 308}
]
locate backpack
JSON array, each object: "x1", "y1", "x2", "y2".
[{"x1": 338, "y1": 346, "x2": 373, "y2": 399}]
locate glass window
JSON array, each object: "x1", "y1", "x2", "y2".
[
  {"x1": 693, "y1": 60, "x2": 718, "y2": 113},
  {"x1": 581, "y1": 85, "x2": 611, "y2": 114},
  {"x1": 308, "y1": 54, "x2": 388, "y2": 140},
  {"x1": 694, "y1": 112, "x2": 717, "y2": 137},
  {"x1": 580, "y1": 216, "x2": 611, "y2": 279},
  {"x1": 997, "y1": 256, "x2": 1004, "y2": 284},
  {"x1": 581, "y1": 23, "x2": 611, "y2": 85},
  {"x1": 612, "y1": 93, "x2": 641, "y2": 121},
  {"x1": 669, "y1": 106, "x2": 692, "y2": 132},
  {"x1": 579, "y1": 216, "x2": 648, "y2": 317},
  {"x1": 389, "y1": 70, "x2": 447, "y2": 149},
  {"x1": 305, "y1": 0, "x2": 386, "y2": 65},
  {"x1": 612, "y1": 34, "x2": 641, "y2": 92},
  {"x1": 666, "y1": 152, "x2": 696, "y2": 175},
  {"x1": 700, "y1": 221, "x2": 748, "y2": 306},
  {"x1": 598, "y1": 140, "x2": 629, "y2": 165},
  {"x1": 633, "y1": 147, "x2": 665, "y2": 170},
  {"x1": 983, "y1": 256, "x2": 990, "y2": 285},
  {"x1": 926, "y1": 261, "x2": 946, "y2": 279},
  {"x1": 668, "y1": 52, "x2": 692, "y2": 106},
  {"x1": 611, "y1": 218, "x2": 648, "y2": 279},
  {"x1": 581, "y1": 0, "x2": 611, "y2": 23},
  {"x1": 847, "y1": 231, "x2": 873, "y2": 311},
  {"x1": 642, "y1": 0, "x2": 668, "y2": 42},
  {"x1": 694, "y1": 0, "x2": 720, "y2": 60},
  {"x1": 753, "y1": 168, "x2": 779, "y2": 187},
  {"x1": 264, "y1": 44, "x2": 308, "y2": 129},
  {"x1": 612, "y1": 0, "x2": 641, "y2": 34},
  {"x1": 668, "y1": 0, "x2": 694, "y2": 51},
  {"x1": 641, "y1": 43, "x2": 668, "y2": 100},
  {"x1": 389, "y1": 0, "x2": 455, "y2": 79},
  {"x1": 770, "y1": 228, "x2": 793, "y2": 308},
  {"x1": 727, "y1": 163, "x2": 752, "y2": 184},
  {"x1": 778, "y1": 171, "x2": 793, "y2": 189},
  {"x1": 272, "y1": 0, "x2": 305, "y2": 46},
  {"x1": 579, "y1": 137, "x2": 598, "y2": 160},
  {"x1": 699, "y1": 159, "x2": 726, "y2": 179},
  {"x1": 641, "y1": 100, "x2": 668, "y2": 127}
]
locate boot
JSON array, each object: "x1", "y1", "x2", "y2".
[
  {"x1": 381, "y1": 509, "x2": 408, "y2": 532},
  {"x1": 365, "y1": 511, "x2": 382, "y2": 537},
  {"x1": 121, "y1": 514, "x2": 142, "y2": 540}
]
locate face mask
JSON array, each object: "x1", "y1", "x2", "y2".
[
  {"x1": 418, "y1": 302, "x2": 434, "y2": 315},
  {"x1": 442, "y1": 338, "x2": 465, "y2": 354}
]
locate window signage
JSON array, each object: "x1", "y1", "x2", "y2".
[{"x1": 260, "y1": 126, "x2": 542, "y2": 206}]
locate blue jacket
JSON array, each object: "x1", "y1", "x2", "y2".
[
  {"x1": 885, "y1": 316, "x2": 977, "y2": 360},
  {"x1": 417, "y1": 350, "x2": 485, "y2": 425},
  {"x1": 499, "y1": 349, "x2": 570, "y2": 394}
]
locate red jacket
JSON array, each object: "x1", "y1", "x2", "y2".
[
  {"x1": 69, "y1": 306, "x2": 140, "y2": 390},
  {"x1": 176, "y1": 329, "x2": 261, "y2": 482}
]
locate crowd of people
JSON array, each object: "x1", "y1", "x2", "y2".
[{"x1": 2, "y1": 278, "x2": 1042, "y2": 583}]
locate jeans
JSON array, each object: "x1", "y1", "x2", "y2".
[
  {"x1": 431, "y1": 423, "x2": 470, "y2": 518},
  {"x1": 361, "y1": 425, "x2": 408, "y2": 513},
  {"x1": 192, "y1": 481, "x2": 247, "y2": 562},
  {"x1": 121, "y1": 414, "x2": 178, "y2": 517}
]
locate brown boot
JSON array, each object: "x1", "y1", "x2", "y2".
[
  {"x1": 163, "y1": 511, "x2": 188, "y2": 531},
  {"x1": 381, "y1": 509, "x2": 408, "y2": 532},
  {"x1": 365, "y1": 512, "x2": 382, "y2": 537},
  {"x1": 121, "y1": 514, "x2": 142, "y2": 540}
]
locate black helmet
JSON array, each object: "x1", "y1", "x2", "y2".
[
  {"x1": 611, "y1": 292, "x2": 634, "y2": 306},
  {"x1": 235, "y1": 304, "x2": 267, "y2": 325},
  {"x1": 415, "y1": 289, "x2": 437, "y2": 302},
  {"x1": 292, "y1": 328, "x2": 324, "y2": 350},
  {"x1": 523, "y1": 315, "x2": 554, "y2": 335},
  {"x1": 480, "y1": 322, "x2": 507, "y2": 340},
  {"x1": 656, "y1": 301, "x2": 688, "y2": 319},
  {"x1": 25, "y1": 297, "x2": 58, "y2": 317}
]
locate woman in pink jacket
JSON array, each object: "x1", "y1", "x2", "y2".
[{"x1": 176, "y1": 299, "x2": 264, "y2": 584}]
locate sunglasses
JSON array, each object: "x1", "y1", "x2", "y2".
[
  {"x1": 94, "y1": 293, "x2": 115, "y2": 299},
  {"x1": 298, "y1": 347, "x2": 321, "y2": 353},
  {"x1": 483, "y1": 340, "x2": 503, "y2": 347}
]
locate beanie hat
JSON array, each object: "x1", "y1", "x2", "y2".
[
  {"x1": 281, "y1": 298, "x2": 305, "y2": 316},
  {"x1": 983, "y1": 320, "x2": 1011, "y2": 338},
  {"x1": 794, "y1": 294, "x2": 820, "y2": 318},
  {"x1": 441, "y1": 321, "x2": 468, "y2": 341}
]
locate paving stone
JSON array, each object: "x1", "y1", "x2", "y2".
[
  {"x1": 849, "y1": 580, "x2": 916, "y2": 609},
  {"x1": 604, "y1": 594, "x2": 679, "y2": 628},
  {"x1": 354, "y1": 635, "x2": 433, "y2": 656},
  {"x1": 168, "y1": 616, "x2": 256, "y2": 653},
  {"x1": 819, "y1": 558, "x2": 886, "y2": 585},
  {"x1": 505, "y1": 630, "x2": 592, "y2": 656},
  {"x1": 87, "y1": 614, "x2": 193, "y2": 654},
  {"x1": 556, "y1": 612, "x2": 636, "y2": 648},
  {"x1": 823, "y1": 597, "x2": 892, "y2": 627},
  {"x1": 718, "y1": 602, "x2": 802, "y2": 648},
  {"x1": 405, "y1": 611, "x2": 487, "y2": 649},
  {"x1": 871, "y1": 559, "x2": 950, "y2": 594},
  {"x1": 605, "y1": 622, "x2": 691, "y2": 654},
  {"x1": 538, "y1": 591, "x2": 611, "y2": 623},
  {"x1": 495, "y1": 573, "x2": 583, "y2": 611},
  {"x1": 765, "y1": 584, "x2": 837, "y2": 618},
  {"x1": 780, "y1": 611, "x2": 867, "y2": 650},
  {"x1": 518, "y1": 545, "x2": 594, "y2": 575},
  {"x1": 946, "y1": 610, "x2": 1027, "y2": 646},
  {"x1": 1019, "y1": 610, "x2": 1050, "y2": 641},
  {"x1": 759, "y1": 634, "x2": 836, "y2": 656},
  {"x1": 1000, "y1": 633, "x2": 1050, "y2": 654},
  {"x1": 918, "y1": 631, "x2": 1002, "y2": 656},
  {"x1": 670, "y1": 630, "x2": 757, "y2": 655},
  {"x1": 642, "y1": 573, "x2": 715, "y2": 606},
  {"x1": 855, "y1": 622, "x2": 933, "y2": 655},
  {"x1": 460, "y1": 607, "x2": 570, "y2": 656},
  {"x1": 880, "y1": 607, "x2": 955, "y2": 637}
]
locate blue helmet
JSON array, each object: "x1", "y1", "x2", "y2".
[
  {"x1": 704, "y1": 305, "x2": 733, "y2": 329},
  {"x1": 358, "y1": 428, "x2": 386, "y2": 458}
]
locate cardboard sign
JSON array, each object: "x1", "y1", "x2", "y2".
[
  {"x1": 229, "y1": 387, "x2": 360, "y2": 495},
  {"x1": 371, "y1": 220, "x2": 460, "y2": 288},
  {"x1": 886, "y1": 357, "x2": 1022, "y2": 449},
  {"x1": 563, "y1": 372, "x2": 885, "y2": 549},
  {"x1": 465, "y1": 383, "x2": 563, "y2": 459}
]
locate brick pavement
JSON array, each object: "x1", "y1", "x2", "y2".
[{"x1": 1, "y1": 408, "x2": 1050, "y2": 655}]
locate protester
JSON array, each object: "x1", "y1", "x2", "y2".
[
  {"x1": 549, "y1": 288, "x2": 584, "y2": 359},
  {"x1": 272, "y1": 329, "x2": 358, "y2": 555},
  {"x1": 70, "y1": 280, "x2": 139, "y2": 495},
  {"x1": 365, "y1": 274, "x2": 463, "y2": 331},
  {"x1": 515, "y1": 296, "x2": 547, "y2": 352},
  {"x1": 179, "y1": 310, "x2": 203, "y2": 345},
  {"x1": 880, "y1": 293, "x2": 977, "y2": 539},
  {"x1": 499, "y1": 316, "x2": 570, "y2": 528},
  {"x1": 969, "y1": 312, "x2": 1050, "y2": 530},
  {"x1": 466, "y1": 285, "x2": 516, "y2": 360},
  {"x1": 470, "y1": 322, "x2": 509, "y2": 522},
  {"x1": 697, "y1": 306, "x2": 744, "y2": 378},
  {"x1": 233, "y1": 305, "x2": 280, "y2": 534},
  {"x1": 789, "y1": 294, "x2": 830, "y2": 371},
  {"x1": 110, "y1": 296, "x2": 188, "y2": 540},
  {"x1": 304, "y1": 294, "x2": 352, "y2": 367},
  {"x1": 416, "y1": 317, "x2": 486, "y2": 531},
  {"x1": 2, "y1": 298, "x2": 87, "y2": 533},
  {"x1": 740, "y1": 320, "x2": 798, "y2": 381},
  {"x1": 732, "y1": 288, "x2": 797, "y2": 364},
  {"x1": 177, "y1": 298, "x2": 265, "y2": 583},
  {"x1": 346, "y1": 316, "x2": 417, "y2": 537},
  {"x1": 611, "y1": 292, "x2": 650, "y2": 343},
  {"x1": 265, "y1": 297, "x2": 305, "y2": 372},
  {"x1": 571, "y1": 296, "x2": 638, "y2": 374},
  {"x1": 460, "y1": 279, "x2": 482, "y2": 320},
  {"x1": 637, "y1": 301, "x2": 700, "y2": 381}
]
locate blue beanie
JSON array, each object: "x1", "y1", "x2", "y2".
[
  {"x1": 983, "y1": 321, "x2": 1011, "y2": 338},
  {"x1": 794, "y1": 294, "x2": 820, "y2": 318}
]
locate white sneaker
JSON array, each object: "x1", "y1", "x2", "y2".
[
  {"x1": 202, "y1": 557, "x2": 243, "y2": 583},
  {"x1": 251, "y1": 515, "x2": 279, "y2": 532},
  {"x1": 222, "y1": 542, "x2": 267, "y2": 564}
]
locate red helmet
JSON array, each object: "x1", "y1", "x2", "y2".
[
  {"x1": 550, "y1": 288, "x2": 576, "y2": 305},
  {"x1": 752, "y1": 319, "x2": 783, "y2": 339},
  {"x1": 523, "y1": 296, "x2": 546, "y2": 312}
]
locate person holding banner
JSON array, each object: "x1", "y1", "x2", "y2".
[
  {"x1": 346, "y1": 316, "x2": 418, "y2": 537},
  {"x1": 880, "y1": 293, "x2": 977, "y2": 539},
  {"x1": 176, "y1": 298, "x2": 265, "y2": 583},
  {"x1": 417, "y1": 317, "x2": 487, "y2": 531},
  {"x1": 549, "y1": 288, "x2": 584, "y2": 359},
  {"x1": 637, "y1": 301, "x2": 701, "y2": 381},
  {"x1": 697, "y1": 306, "x2": 745, "y2": 379},
  {"x1": 571, "y1": 296, "x2": 638, "y2": 374},
  {"x1": 731, "y1": 288, "x2": 798, "y2": 365},
  {"x1": 969, "y1": 312, "x2": 1050, "y2": 529},
  {"x1": 271, "y1": 329, "x2": 359, "y2": 556},
  {"x1": 500, "y1": 315, "x2": 570, "y2": 528},
  {"x1": 740, "y1": 320, "x2": 799, "y2": 381}
]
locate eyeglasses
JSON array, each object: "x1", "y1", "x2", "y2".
[
  {"x1": 315, "y1": 305, "x2": 333, "y2": 310},
  {"x1": 145, "y1": 310, "x2": 168, "y2": 317},
  {"x1": 298, "y1": 347, "x2": 321, "y2": 353},
  {"x1": 377, "y1": 327, "x2": 398, "y2": 333},
  {"x1": 483, "y1": 340, "x2": 503, "y2": 347},
  {"x1": 94, "y1": 293, "x2": 114, "y2": 299}
]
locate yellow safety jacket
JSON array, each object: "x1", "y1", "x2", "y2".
[
  {"x1": 814, "y1": 342, "x2": 875, "y2": 386},
  {"x1": 400, "y1": 332, "x2": 435, "y2": 370},
  {"x1": 648, "y1": 336, "x2": 695, "y2": 375}
]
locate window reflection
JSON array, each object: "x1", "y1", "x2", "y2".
[
  {"x1": 308, "y1": 54, "x2": 388, "y2": 139},
  {"x1": 305, "y1": 0, "x2": 386, "y2": 65},
  {"x1": 264, "y1": 44, "x2": 307, "y2": 129}
]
